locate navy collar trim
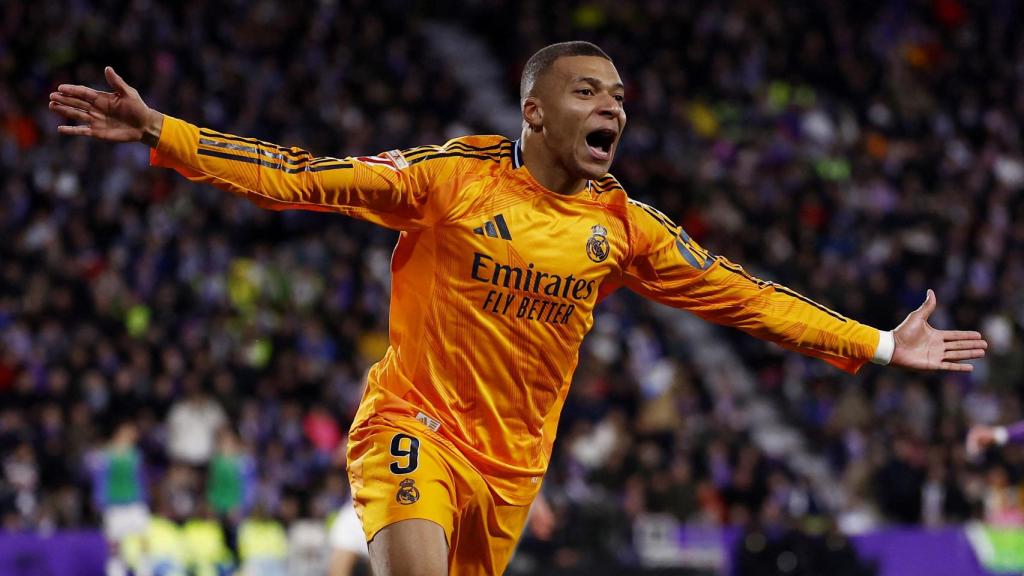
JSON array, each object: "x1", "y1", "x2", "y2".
[{"x1": 513, "y1": 139, "x2": 594, "y2": 193}]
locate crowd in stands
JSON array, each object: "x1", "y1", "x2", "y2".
[{"x1": 2, "y1": 0, "x2": 1023, "y2": 574}]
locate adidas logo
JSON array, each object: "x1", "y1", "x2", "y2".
[{"x1": 473, "y1": 214, "x2": 512, "y2": 240}]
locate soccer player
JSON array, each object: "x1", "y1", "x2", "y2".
[
  {"x1": 967, "y1": 421, "x2": 1024, "y2": 456},
  {"x1": 50, "y1": 42, "x2": 987, "y2": 576}
]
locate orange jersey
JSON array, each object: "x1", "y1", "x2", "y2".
[{"x1": 151, "y1": 116, "x2": 880, "y2": 504}]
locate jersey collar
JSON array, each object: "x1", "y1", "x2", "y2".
[{"x1": 512, "y1": 139, "x2": 594, "y2": 193}]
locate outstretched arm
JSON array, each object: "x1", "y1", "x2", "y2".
[
  {"x1": 49, "y1": 67, "x2": 465, "y2": 230},
  {"x1": 623, "y1": 200, "x2": 986, "y2": 373}
]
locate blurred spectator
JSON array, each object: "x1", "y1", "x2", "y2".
[
  {"x1": 182, "y1": 505, "x2": 234, "y2": 576},
  {"x1": 207, "y1": 428, "x2": 255, "y2": 522},
  {"x1": 874, "y1": 436, "x2": 926, "y2": 525},
  {"x1": 87, "y1": 421, "x2": 149, "y2": 576},
  {"x1": 239, "y1": 504, "x2": 290, "y2": 576},
  {"x1": 166, "y1": 378, "x2": 227, "y2": 467},
  {"x1": 2, "y1": 441, "x2": 39, "y2": 530},
  {"x1": 327, "y1": 501, "x2": 370, "y2": 576},
  {"x1": 303, "y1": 406, "x2": 342, "y2": 463},
  {"x1": 982, "y1": 465, "x2": 1024, "y2": 526}
]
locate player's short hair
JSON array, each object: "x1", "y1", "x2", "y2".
[{"x1": 520, "y1": 41, "x2": 612, "y2": 105}]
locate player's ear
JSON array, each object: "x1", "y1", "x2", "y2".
[{"x1": 522, "y1": 97, "x2": 543, "y2": 131}]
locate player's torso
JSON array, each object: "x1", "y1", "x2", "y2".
[
  {"x1": 444, "y1": 176, "x2": 627, "y2": 336},
  {"x1": 386, "y1": 163, "x2": 630, "y2": 434}
]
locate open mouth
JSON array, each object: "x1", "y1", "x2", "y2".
[{"x1": 585, "y1": 129, "x2": 617, "y2": 160}]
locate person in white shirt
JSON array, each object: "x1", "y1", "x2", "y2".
[
  {"x1": 166, "y1": 378, "x2": 227, "y2": 466},
  {"x1": 328, "y1": 500, "x2": 370, "y2": 576}
]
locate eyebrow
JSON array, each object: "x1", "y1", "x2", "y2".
[{"x1": 576, "y1": 76, "x2": 625, "y2": 92}]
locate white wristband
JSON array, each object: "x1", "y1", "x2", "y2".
[
  {"x1": 871, "y1": 330, "x2": 895, "y2": 365},
  {"x1": 994, "y1": 427, "x2": 1009, "y2": 446}
]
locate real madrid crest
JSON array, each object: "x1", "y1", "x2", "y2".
[
  {"x1": 586, "y1": 224, "x2": 610, "y2": 263},
  {"x1": 396, "y1": 478, "x2": 420, "y2": 505}
]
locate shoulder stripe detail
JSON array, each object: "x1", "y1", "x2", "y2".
[
  {"x1": 633, "y1": 201, "x2": 679, "y2": 236},
  {"x1": 448, "y1": 141, "x2": 509, "y2": 152},
  {"x1": 592, "y1": 180, "x2": 624, "y2": 194},
  {"x1": 407, "y1": 150, "x2": 506, "y2": 166},
  {"x1": 404, "y1": 141, "x2": 510, "y2": 162},
  {"x1": 310, "y1": 156, "x2": 348, "y2": 165}
]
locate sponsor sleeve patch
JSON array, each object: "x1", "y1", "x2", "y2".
[{"x1": 384, "y1": 149, "x2": 410, "y2": 170}]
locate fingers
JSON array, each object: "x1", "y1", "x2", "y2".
[
  {"x1": 49, "y1": 101, "x2": 93, "y2": 124},
  {"x1": 55, "y1": 83, "x2": 102, "y2": 104},
  {"x1": 50, "y1": 91, "x2": 94, "y2": 112},
  {"x1": 57, "y1": 125, "x2": 93, "y2": 137},
  {"x1": 943, "y1": 330, "x2": 985, "y2": 342},
  {"x1": 943, "y1": 349, "x2": 985, "y2": 361},
  {"x1": 105, "y1": 66, "x2": 131, "y2": 93},
  {"x1": 945, "y1": 339, "x2": 987, "y2": 351},
  {"x1": 915, "y1": 288, "x2": 936, "y2": 318},
  {"x1": 937, "y1": 361, "x2": 973, "y2": 372},
  {"x1": 50, "y1": 94, "x2": 98, "y2": 138}
]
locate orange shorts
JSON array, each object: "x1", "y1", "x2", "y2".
[{"x1": 347, "y1": 417, "x2": 532, "y2": 576}]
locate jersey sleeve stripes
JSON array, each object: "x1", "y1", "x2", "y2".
[{"x1": 622, "y1": 199, "x2": 878, "y2": 373}]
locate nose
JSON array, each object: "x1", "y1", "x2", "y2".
[{"x1": 596, "y1": 93, "x2": 622, "y2": 119}]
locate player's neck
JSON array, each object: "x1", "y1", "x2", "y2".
[{"x1": 520, "y1": 134, "x2": 587, "y2": 195}]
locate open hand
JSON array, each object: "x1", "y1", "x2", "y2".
[
  {"x1": 890, "y1": 289, "x2": 987, "y2": 372},
  {"x1": 966, "y1": 425, "x2": 999, "y2": 458},
  {"x1": 48, "y1": 66, "x2": 162, "y2": 144}
]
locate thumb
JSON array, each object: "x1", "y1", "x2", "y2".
[
  {"x1": 104, "y1": 66, "x2": 131, "y2": 93},
  {"x1": 914, "y1": 289, "x2": 936, "y2": 319}
]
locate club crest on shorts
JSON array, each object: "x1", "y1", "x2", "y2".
[
  {"x1": 586, "y1": 224, "x2": 610, "y2": 263},
  {"x1": 396, "y1": 479, "x2": 420, "y2": 505}
]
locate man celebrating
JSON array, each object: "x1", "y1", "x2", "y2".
[{"x1": 50, "y1": 42, "x2": 987, "y2": 576}]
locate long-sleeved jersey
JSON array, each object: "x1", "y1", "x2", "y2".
[{"x1": 150, "y1": 116, "x2": 881, "y2": 505}]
